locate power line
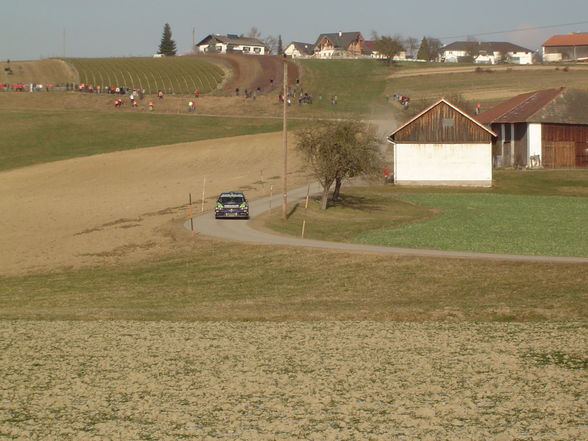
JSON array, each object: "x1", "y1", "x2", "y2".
[{"x1": 439, "y1": 20, "x2": 588, "y2": 41}]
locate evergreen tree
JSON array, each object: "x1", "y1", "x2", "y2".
[
  {"x1": 159, "y1": 23, "x2": 177, "y2": 56},
  {"x1": 277, "y1": 35, "x2": 283, "y2": 55},
  {"x1": 417, "y1": 37, "x2": 429, "y2": 61}
]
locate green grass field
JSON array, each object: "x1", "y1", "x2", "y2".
[
  {"x1": 66, "y1": 57, "x2": 225, "y2": 94},
  {"x1": 356, "y1": 193, "x2": 588, "y2": 257},
  {"x1": 0, "y1": 110, "x2": 295, "y2": 171},
  {"x1": 262, "y1": 171, "x2": 588, "y2": 257},
  {"x1": 297, "y1": 59, "x2": 391, "y2": 116}
]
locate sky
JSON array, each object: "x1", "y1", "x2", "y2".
[{"x1": 1, "y1": 0, "x2": 587, "y2": 60}]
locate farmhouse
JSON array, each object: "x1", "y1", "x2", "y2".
[
  {"x1": 196, "y1": 34, "x2": 268, "y2": 55},
  {"x1": 313, "y1": 32, "x2": 366, "y2": 58},
  {"x1": 284, "y1": 42, "x2": 314, "y2": 58},
  {"x1": 477, "y1": 88, "x2": 588, "y2": 169},
  {"x1": 388, "y1": 99, "x2": 496, "y2": 187},
  {"x1": 542, "y1": 32, "x2": 588, "y2": 62},
  {"x1": 441, "y1": 41, "x2": 533, "y2": 65}
]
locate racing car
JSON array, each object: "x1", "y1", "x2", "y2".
[{"x1": 215, "y1": 191, "x2": 249, "y2": 219}]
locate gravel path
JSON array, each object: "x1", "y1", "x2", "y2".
[{"x1": 187, "y1": 185, "x2": 588, "y2": 264}]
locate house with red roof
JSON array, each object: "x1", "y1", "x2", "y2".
[
  {"x1": 477, "y1": 88, "x2": 588, "y2": 169},
  {"x1": 542, "y1": 33, "x2": 588, "y2": 62}
]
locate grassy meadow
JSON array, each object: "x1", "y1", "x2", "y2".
[
  {"x1": 0, "y1": 110, "x2": 295, "y2": 171},
  {"x1": 263, "y1": 170, "x2": 588, "y2": 257},
  {"x1": 297, "y1": 59, "x2": 391, "y2": 116},
  {"x1": 1, "y1": 238, "x2": 586, "y2": 322}
]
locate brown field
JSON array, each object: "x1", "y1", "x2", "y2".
[
  {"x1": 1, "y1": 321, "x2": 586, "y2": 440},
  {"x1": 0, "y1": 132, "x2": 306, "y2": 277}
]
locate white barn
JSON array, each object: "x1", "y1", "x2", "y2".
[{"x1": 388, "y1": 99, "x2": 496, "y2": 187}]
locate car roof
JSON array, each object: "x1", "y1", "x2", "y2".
[{"x1": 218, "y1": 191, "x2": 246, "y2": 197}]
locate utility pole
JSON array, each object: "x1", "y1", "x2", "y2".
[
  {"x1": 62, "y1": 27, "x2": 66, "y2": 58},
  {"x1": 282, "y1": 55, "x2": 288, "y2": 220},
  {"x1": 192, "y1": 27, "x2": 196, "y2": 52}
]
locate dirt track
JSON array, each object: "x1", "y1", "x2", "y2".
[
  {"x1": 387, "y1": 64, "x2": 588, "y2": 78},
  {"x1": 0, "y1": 132, "x2": 307, "y2": 276}
]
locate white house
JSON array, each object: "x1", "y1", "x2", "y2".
[
  {"x1": 284, "y1": 42, "x2": 314, "y2": 58},
  {"x1": 388, "y1": 99, "x2": 496, "y2": 187},
  {"x1": 441, "y1": 41, "x2": 533, "y2": 65},
  {"x1": 196, "y1": 34, "x2": 268, "y2": 55}
]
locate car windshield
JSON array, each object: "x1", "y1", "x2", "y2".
[{"x1": 219, "y1": 196, "x2": 244, "y2": 204}]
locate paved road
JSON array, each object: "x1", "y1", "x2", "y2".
[{"x1": 186, "y1": 185, "x2": 588, "y2": 264}]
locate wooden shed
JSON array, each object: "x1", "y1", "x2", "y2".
[
  {"x1": 388, "y1": 99, "x2": 496, "y2": 187},
  {"x1": 477, "y1": 88, "x2": 588, "y2": 169}
]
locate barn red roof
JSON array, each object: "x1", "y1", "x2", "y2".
[
  {"x1": 477, "y1": 88, "x2": 588, "y2": 125},
  {"x1": 476, "y1": 89, "x2": 564, "y2": 124},
  {"x1": 543, "y1": 33, "x2": 588, "y2": 47}
]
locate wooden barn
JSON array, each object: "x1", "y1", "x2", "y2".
[
  {"x1": 477, "y1": 88, "x2": 588, "y2": 169},
  {"x1": 388, "y1": 99, "x2": 496, "y2": 187}
]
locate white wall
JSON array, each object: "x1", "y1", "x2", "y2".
[
  {"x1": 508, "y1": 51, "x2": 533, "y2": 64},
  {"x1": 394, "y1": 143, "x2": 492, "y2": 186},
  {"x1": 198, "y1": 42, "x2": 267, "y2": 55},
  {"x1": 527, "y1": 123, "x2": 542, "y2": 165}
]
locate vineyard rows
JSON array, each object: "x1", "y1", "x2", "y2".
[{"x1": 66, "y1": 57, "x2": 225, "y2": 94}]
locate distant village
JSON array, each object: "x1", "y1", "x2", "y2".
[{"x1": 194, "y1": 31, "x2": 588, "y2": 65}]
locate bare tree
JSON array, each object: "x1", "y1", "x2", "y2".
[
  {"x1": 296, "y1": 121, "x2": 383, "y2": 210},
  {"x1": 263, "y1": 35, "x2": 278, "y2": 54},
  {"x1": 375, "y1": 34, "x2": 405, "y2": 64},
  {"x1": 247, "y1": 27, "x2": 262, "y2": 39},
  {"x1": 404, "y1": 37, "x2": 419, "y2": 58}
]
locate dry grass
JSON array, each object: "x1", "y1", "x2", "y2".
[{"x1": 1, "y1": 321, "x2": 586, "y2": 440}]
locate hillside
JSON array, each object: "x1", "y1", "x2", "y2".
[{"x1": 1, "y1": 58, "x2": 77, "y2": 84}]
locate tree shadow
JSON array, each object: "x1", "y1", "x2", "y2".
[
  {"x1": 328, "y1": 194, "x2": 384, "y2": 211},
  {"x1": 287, "y1": 202, "x2": 300, "y2": 218}
]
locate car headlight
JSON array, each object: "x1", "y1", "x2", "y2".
[{"x1": 216, "y1": 203, "x2": 223, "y2": 209}]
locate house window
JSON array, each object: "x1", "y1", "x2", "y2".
[
  {"x1": 254, "y1": 47, "x2": 261, "y2": 53},
  {"x1": 442, "y1": 118, "x2": 454, "y2": 128},
  {"x1": 243, "y1": 47, "x2": 250, "y2": 52}
]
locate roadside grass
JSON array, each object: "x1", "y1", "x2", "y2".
[
  {"x1": 262, "y1": 170, "x2": 588, "y2": 257},
  {"x1": 0, "y1": 110, "x2": 302, "y2": 171},
  {"x1": 0, "y1": 238, "x2": 586, "y2": 322}
]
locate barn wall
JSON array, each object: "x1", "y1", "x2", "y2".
[
  {"x1": 542, "y1": 123, "x2": 588, "y2": 168},
  {"x1": 394, "y1": 143, "x2": 492, "y2": 186},
  {"x1": 393, "y1": 103, "x2": 493, "y2": 144}
]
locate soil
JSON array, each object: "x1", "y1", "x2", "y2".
[{"x1": 0, "y1": 132, "x2": 308, "y2": 277}]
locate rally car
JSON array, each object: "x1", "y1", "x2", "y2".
[{"x1": 215, "y1": 191, "x2": 250, "y2": 219}]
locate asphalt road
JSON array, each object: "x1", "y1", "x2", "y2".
[{"x1": 186, "y1": 185, "x2": 588, "y2": 264}]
